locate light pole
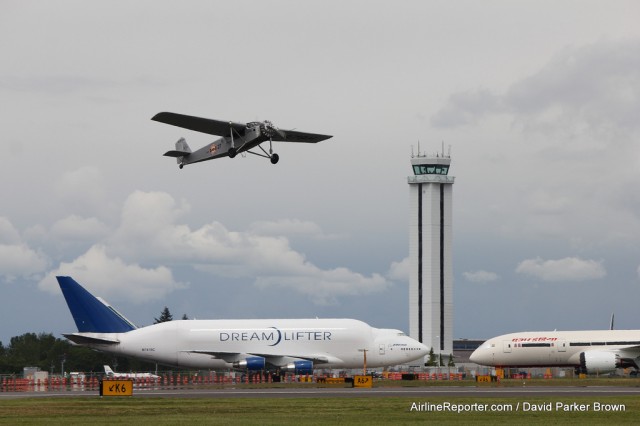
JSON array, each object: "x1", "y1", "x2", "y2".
[{"x1": 358, "y1": 349, "x2": 368, "y2": 375}]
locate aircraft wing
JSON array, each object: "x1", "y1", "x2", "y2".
[
  {"x1": 614, "y1": 346, "x2": 640, "y2": 358},
  {"x1": 185, "y1": 350, "x2": 335, "y2": 365},
  {"x1": 152, "y1": 112, "x2": 246, "y2": 137},
  {"x1": 271, "y1": 129, "x2": 333, "y2": 144}
]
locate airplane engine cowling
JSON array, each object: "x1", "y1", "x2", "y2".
[
  {"x1": 281, "y1": 360, "x2": 313, "y2": 375},
  {"x1": 233, "y1": 356, "x2": 266, "y2": 371},
  {"x1": 579, "y1": 351, "x2": 618, "y2": 374}
]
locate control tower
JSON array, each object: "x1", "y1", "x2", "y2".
[{"x1": 408, "y1": 150, "x2": 454, "y2": 362}]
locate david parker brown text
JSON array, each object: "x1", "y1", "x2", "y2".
[{"x1": 410, "y1": 401, "x2": 626, "y2": 413}]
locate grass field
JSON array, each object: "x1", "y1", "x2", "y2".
[
  {"x1": 1, "y1": 395, "x2": 638, "y2": 425},
  {"x1": 2, "y1": 378, "x2": 640, "y2": 424}
]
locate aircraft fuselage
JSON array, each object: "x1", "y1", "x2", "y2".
[
  {"x1": 470, "y1": 330, "x2": 640, "y2": 373},
  {"x1": 69, "y1": 318, "x2": 428, "y2": 370}
]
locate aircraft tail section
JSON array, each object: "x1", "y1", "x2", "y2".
[
  {"x1": 57, "y1": 276, "x2": 137, "y2": 333},
  {"x1": 163, "y1": 137, "x2": 191, "y2": 157},
  {"x1": 104, "y1": 365, "x2": 115, "y2": 376}
]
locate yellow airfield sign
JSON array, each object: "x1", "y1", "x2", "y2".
[
  {"x1": 353, "y1": 375, "x2": 373, "y2": 388},
  {"x1": 101, "y1": 379, "x2": 133, "y2": 396}
]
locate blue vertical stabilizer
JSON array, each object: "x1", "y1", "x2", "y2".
[{"x1": 57, "y1": 276, "x2": 136, "y2": 333}]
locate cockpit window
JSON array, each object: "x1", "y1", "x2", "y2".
[{"x1": 397, "y1": 332, "x2": 406, "y2": 336}]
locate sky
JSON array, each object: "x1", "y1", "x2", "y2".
[{"x1": 1, "y1": 0, "x2": 640, "y2": 346}]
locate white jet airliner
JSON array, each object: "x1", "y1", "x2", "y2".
[
  {"x1": 58, "y1": 276, "x2": 428, "y2": 373},
  {"x1": 470, "y1": 330, "x2": 640, "y2": 374},
  {"x1": 104, "y1": 365, "x2": 160, "y2": 379}
]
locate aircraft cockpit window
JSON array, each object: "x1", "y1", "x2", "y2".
[{"x1": 397, "y1": 332, "x2": 406, "y2": 336}]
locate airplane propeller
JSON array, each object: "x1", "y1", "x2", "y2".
[{"x1": 246, "y1": 120, "x2": 286, "y2": 140}]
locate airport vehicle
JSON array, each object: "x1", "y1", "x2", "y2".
[
  {"x1": 152, "y1": 112, "x2": 332, "y2": 167},
  {"x1": 470, "y1": 330, "x2": 640, "y2": 374},
  {"x1": 58, "y1": 276, "x2": 428, "y2": 373},
  {"x1": 103, "y1": 365, "x2": 159, "y2": 380}
]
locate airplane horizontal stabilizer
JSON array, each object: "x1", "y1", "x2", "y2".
[
  {"x1": 63, "y1": 333, "x2": 120, "y2": 345},
  {"x1": 164, "y1": 150, "x2": 191, "y2": 157}
]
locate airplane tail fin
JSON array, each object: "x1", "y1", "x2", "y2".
[
  {"x1": 175, "y1": 137, "x2": 191, "y2": 154},
  {"x1": 104, "y1": 365, "x2": 115, "y2": 376},
  {"x1": 57, "y1": 276, "x2": 137, "y2": 333},
  {"x1": 163, "y1": 138, "x2": 191, "y2": 157}
]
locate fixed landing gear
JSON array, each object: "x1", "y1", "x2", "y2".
[
  {"x1": 179, "y1": 164, "x2": 184, "y2": 169},
  {"x1": 231, "y1": 142, "x2": 280, "y2": 165}
]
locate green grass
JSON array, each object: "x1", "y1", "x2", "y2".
[{"x1": 1, "y1": 396, "x2": 639, "y2": 425}]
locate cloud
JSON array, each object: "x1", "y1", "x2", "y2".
[
  {"x1": 37, "y1": 190, "x2": 391, "y2": 305},
  {"x1": 0, "y1": 217, "x2": 49, "y2": 282},
  {"x1": 463, "y1": 270, "x2": 499, "y2": 283},
  {"x1": 0, "y1": 244, "x2": 49, "y2": 283},
  {"x1": 431, "y1": 89, "x2": 502, "y2": 127},
  {"x1": 53, "y1": 166, "x2": 112, "y2": 217},
  {"x1": 50, "y1": 215, "x2": 110, "y2": 241},
  {"x1": 432, "y1": 39, "x2": 640, "y2": 132},
  {"x1": 38, "y1": 245, "x2": 186, "y2": 303},
  {"x1": 387, "y1": 257, "x2": 409, "y2": 281},
  {"x1": 255, "y1": 269, "x2": 388, "y2": 306},
  {"x1": 0, "y1": 217, "x2": 22, "y2": 244},
  {"x1": 515, "y1": 257, "x2": 606, "y2": 282},
  {"x1": 248, "y1": 219, "x2": 342, "y2": 240}
]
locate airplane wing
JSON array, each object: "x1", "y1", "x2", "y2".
[
  {"x1": 152, "y1": 112, "x2": 332, "y2": 143},
  {"x1": 184, "y1": 350, "x2": 335, "y2": 365},
  {"x1": 271, "y1": 129, "x2": 333, "y2": 144},
  {"x1": 614, "y1": 346, "x2": 640, "y2": 357},
  {"x1": 152, "y1": 112, "x2": 246, "y2": 137}
]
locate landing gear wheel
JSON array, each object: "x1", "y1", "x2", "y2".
[
  {"x1": 270, "y1": 153, "x2": 279, "y2": 165},
  {"x1": 179, "y1": 164, "x2": 184, "y2": 169},
  {"x1": 228, "y1": 147, "x2": 237, "y2": 159}
]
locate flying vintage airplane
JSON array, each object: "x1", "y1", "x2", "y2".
[{"x1": 152, "y1": 112, "x2": 333, "y2": 168}]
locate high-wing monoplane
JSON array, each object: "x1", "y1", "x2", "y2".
[{"x1": 152, "y1": 112, "x2": 332, "y2": 168}]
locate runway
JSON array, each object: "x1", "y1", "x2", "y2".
[{"x1": 3, "y1": 385, "x2": 640, "y2": 399}]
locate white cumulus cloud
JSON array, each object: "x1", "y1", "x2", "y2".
[
  {"x1": 249, "y1": 219, "x2": 342, "y2": 240},
  {"x1": 38, "y1": 245, "x2": 186, "y2": 303},
  {"x1": 50, "y1": 215, "x2": 110, "y2": 241},
  {"x1": 0, "y1": 217, "x2": 49, "y2": 282},
  {"x1": 387, "y1": 257, "x2": 410, "y2": 281},
  {"x1": 515, "y1": 257, "x2": 606, "y2": 282},
  {"x1": 18, "y1": 190, "x2": 390, "y2": 305}
]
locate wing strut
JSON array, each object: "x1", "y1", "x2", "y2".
[{"x1": 243, "y1": 137, "x2": 279, "y2": 164}]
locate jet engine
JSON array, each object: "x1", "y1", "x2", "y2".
[
  {"x1": 578, "y1": 351, "x2": 630, "y2": 374},
  {"x1": 233, "y1": 356, "x2": 266, "y2": 371},
  {"x1": 281, "y1": 360, "x2": 313, "y2": 375}
]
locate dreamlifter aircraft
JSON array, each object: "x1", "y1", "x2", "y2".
[
  {"x1": 58, "y1": 276, "x2": 428, "y2": 373},
  {"x1": 470, "y1": 330, "x2": 640, "y2": 374}
]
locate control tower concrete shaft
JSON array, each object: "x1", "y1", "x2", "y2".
[{"x1": 408, "y1": 152, "x2": 454, "y2": 361}]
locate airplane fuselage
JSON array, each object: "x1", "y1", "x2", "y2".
[
  {"x1": 71, "y1": 318, "x2": 427, "y2": 370},
  {"x1": 470, "y1": 330, "x2": 640, "y2": 373},
  {"x1": 183, "y1": 125, "x2": 268, "y2": 165}
]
